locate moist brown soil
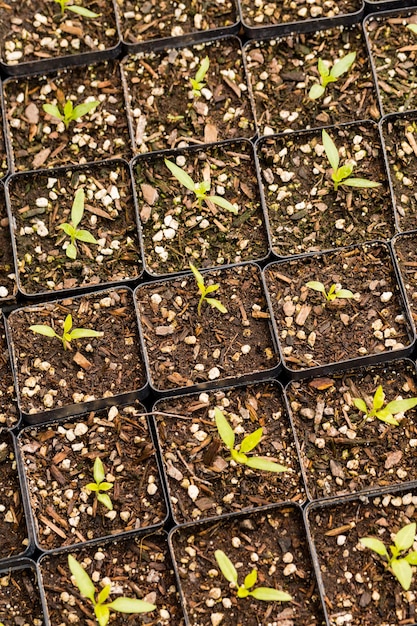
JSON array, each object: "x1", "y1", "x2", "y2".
[
  {"x1": 287, "y1": 359, "x2": 417, "y2": 500},
  {"x1": 40, "y1": 531, "x2": 186, "y2": 625},
  {"x1": 0, "y1": 317, "x2": 19, "y2": 430},
  {"x1": 0, "y1": 189, "x2": 17, "y2": 304},
  {"x1": 0, "y1": 563, "x2": 43, "y2": 625},
  {"x1": 116, "y1": 0, "x2": 238, "y2": 45},
  {"x1": 307, "y1": 488, "x2": 417, "y2": 625},
  {"x1": 365, "y1": 10, "x2": 417, "y2": 115},
  {"x1": 18, "y1": 402, "x2": 166, "y2": 551},
  {"x1": 0, "y1": 110, "x2": 8, "y2": 180},
  {"x1": 257, "y1": 122, "x2": 394, "y2": 257},
  {"x1": 240, "y1": 0, "x2": 362, "y2": 28},
  {"x1": 7, "y1": 288, "x2": 147, "y2": 418},
  {"x1": 0, "y1": 0, "x2": 119, "y2": 68},
  {"x1": 133, "y1": 140, "x2": 269, "y2": 276},
  {"x1": 170, "y1": 503, "x2": 326, "y2": 625},
  {"x1": 264, "y1": 243, "x2": 413, "y2": 373},
  {"x1": 0, "y1": 432, "x2": 29, "y2": 562},
  {"x1": 122, "y1": 37, "x2": 256, "y2": 155},
  {"x1": 8, "y1": 160, "x2": 142, "y2": 296},
  {"x1": 244, "y1": 25, "x2": 379, "y2": 136},
  {"x1": 381, "y1": 112, "x2": 417, "y2": 232},
  {"x1": 4, "y1": 61, "x2": 132, "y2": 173},
  {"x1": 154, "y1": 380, "x2": 304, "y2": 524},
  {"x1": 393, "y1": 232, "x2": 417, "y2": 332},
  {"x1": 135, "y1": 263, "x2": 279, "y2": 392}
]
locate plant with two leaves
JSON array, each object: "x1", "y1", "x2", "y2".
[
  {"x1": 68, "y1": 554, "x2": 155, "y2": 626},
  {"x1": 85, "y1": 457, "x2": 113, "y2": 511},
  {"x1": 322, "y1": 129, "x2": 381, "y2": 191},
  {"x1": 308, "y1": 52, "x2": 356, "y2": 100},
  {"x1": 43, "y1": 98, "x2": 100, "y2": 130},
  {"x1": 29, "y1": 313, "x2": 103, "y2": 351},
  {"x1": 190, "y1": 263, "x2": 227, "y2": 316},
  {"x1": 306, "y1": 281, "x2": 354, "y2": 302},
  {"x1": 214, "y1": 408, "x2": 288, "y2": 473},
  {"x1": 214, "y1": 550, "x2": 292, "y2": 602},
  {"x1": 360, "y1": 522, "x2": 417, "y2": 591},
  {"x1": 58, "y1": 188, "x2": 98, "y2": 259},
  {"x1": 164, "y1": 159, "x2": 238, "y2": 214},
  {"x1": 189, "y1": 56, "x2": 210, "y2": 98},
  {"x1": 353, "y1": 385, "x2": 417, "y2": 426},
  {"x1": 53, "y1": 0, "x2": 100, "y2": 18}
]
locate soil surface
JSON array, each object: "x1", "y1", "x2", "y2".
[
  {"x1": 240, "y1": 0, "x2": 362, "y2": 27},
  {"x1": 393, "y1": 232, "x2": 417, "y2": 333},
  {"x1": 0, "y1": 189, "x2": 17, "y2": 304},
  {"x1": 0, "y1": 564, "x2": 43, "y2": 625}
]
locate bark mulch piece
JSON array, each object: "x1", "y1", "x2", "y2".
[{"x1": 0, "y1": 562, "x2": 43, "y2": 625}]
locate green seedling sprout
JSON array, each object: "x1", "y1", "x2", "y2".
[
  {"x1": 353, "y1": 385, "x2": 417, "y2": 426},
  {"x1": 306, "y1": 281, "x2": 354, "y2": 302},
  {"x1": 68, "y1": 554, "x2": 155, "y2": 626},
  {"x1": 189, "y1": 56, "x2": 210, "y2": 98},
  {"x1": 53, "y1": 0, "x2": 100, "y2": 18},
  {"x1": 360, "y1": 522, "x2": 417, "y2": 591},
  {"x1": 58, "y1": 188, "x2": 98, "y2": 259},
  {"x1": 43, "y1": 98, "x2": 100, "y2": 130},
  {"x1": 164, "y1": 159, "x2": 238, "y2": 215},
  {"x1": 85, "y1": 457, "x2": 113, "y2": 511},
  {"x1": 407, "y1": 23, "x2": 417, "y2": 35},
  {"x1": 308, "y1": 52, "x2": 356, "y2": 100},
  {"x1": 190, "y1": 263, "x2": 227, "y2": 316},
  {"x1": 214, "y1": 407, "x2": 288, "y2": 473},
  {"x1": 214, "y1": 550, "x2": 292, "y2": 602},
  {"x1": 322, "y1": 129, "x2": 381, "y2": 191},
  {"x1": 29, "y1": 313, "x2": 103, "y2": 351}
]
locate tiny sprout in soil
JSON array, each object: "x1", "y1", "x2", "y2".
[
  {"x1": 214, "y1": 407, "x2": 288, "y2": 473},
  {"x1": 360, "y1": 522, "x2": 417, "y2": 591},
  {"x1": 29, "y1": 313, "x2": 103, "y2": 350},
  {"x1": 189, "y1": 56, "x2": 210, "y2": 98},
  {"x1": 85, "y1": 457, "x2": 113, "y2": 511},
  {"x1": 43, "y1": 98, "x2": 100, "y2": 130},
  {"x1": 308, "y1": 52, "x2": 356, "y2": 100},
  {"x1": 353, "y1": 385, "x2": 417, "y2": 426},
  {"x1": 407, "y1": 24, "x2": 417, "y2": 36},
  {"x1": 53, "y1": 0, "x2": 100, "y2": 18},
  {"x1": 164, "y1": 159, "x2": 238, "y2": 214},
  {"x1": 322, "y1": 129, "x2": 381, "y2": 191},
  {"x1": 68, "y1": 554, "x2": 156, "y2": 626},
  {"x1": 214, "y1": 550, "x2": 292, "y2": 602},
  {"x1": 190, "y1": 263, "x2": 227, "y2": 316},
  {"x1": 305, "y1": 281, "x2": 354, "y2": 302},
  {"x1": 58, "y1": 188, "x2": 98, "y2": 259}
]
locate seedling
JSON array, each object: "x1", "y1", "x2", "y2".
[
  {"x1": 308, "y1": 52, "x2": 356, "y2": 100},
  {"x1": 306, "y1": 281, "x2": 354, "y2": 302},
  {"x1": 58, "y1": 188, "x2": 98, "y2": 259},
  {"x1": 85, "y1": 457, "x2": 113, "y2": 511},
  {"x1": 189, "y1": 56, "x2": 210, "y2": 98},
  {"x1": 29, "y1": 313, "x2": 103, "y2": 350},
  {"x1": 68, "y1": 554, "x2": 155, "y2": 626},
  {"x1": 214, "y1": 408, "x2": 288, "y2": 473},
  {"x1": 43, "y1": 98, "x2": 100, "y2": 130},
  {"x1": 321, "y1": 129, "x2": 381, "y2": 191},
  {"x1": 407, "y1": 23, "x2": 417, "y2": 35},
  {"x1": 190, "y1": 263, "x2": 227, "y2": 316},
  {"x1": 214, "y1": 550, "x2": 292, "y2": 602},
  {"x1": 360, "y1": 522, "x2": 417, "y2": 591},
  {"x1": 353, "y1": 385, "x2": 417, "y2": 426},
  {"x1": 164, "y1": 159, "x2": 238, "y2": 214},
  {"x1": 53, "y1": 0, "x2": 100, "y2": 18}
]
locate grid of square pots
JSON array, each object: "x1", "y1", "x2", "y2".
[{"x1": 2, "y1": 2, "x2": 417, "y2": 625}]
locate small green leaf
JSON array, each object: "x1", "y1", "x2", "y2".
[
  {"x1": 67, "y1": 4, "x2": 100, "y2": 18},
  {"x1": 374, "y1": 410, "x2": 399, "y2": 426},
  {"x1": 394, "y1": 523, "x2": 416, "y2": 553},
  {"x1": 204, "y1": 283, "x2": 220, "y2": 295},
  {"x1": 244, "y1": 569, "x2": 258, "y2": 590},
  {"x1": 70, "y1": 328, "x2": 103, "y2": 340},
  {"x1": 107, "y1": 597, "x2": 156, "y2": 613},
  {"x1": 85, "y1": 482, "x2": 99, "y2": 492},
  {"x1": 214, "y1": 550, "x2": 238, "y2": 584},
  {"x1": 373, "y1": 385, "x2": 385, "y2": 411},
  {"x1": 205, "y1": 298, "x2": 228, "y2": 313},
  {"x1": 98, "y1": 482, "x2": 114, "y2": 492},
  {"x1": 29, "y1": 325, "x2": 57, "y2": 338},
  {"x1": 308, "y1": 83, "x2": 326, "y2": 100},
  {"x1": 66, "y1": 242, "x2": 77, "y2": 259},
  {"x1": 72, "y1": 100, "x2": 100, "y2": 121},
  {"x1": 353, "y1": 398, "x2": 368, "y2": 414},
  {"x1": 407, "y1": 23, "x2": 417, "y2": 35},
  {"x1": 335, "y1": 164, "x2": 354, "y2": 182},
  {"x1": 240, "y1": 428, "x2": 263, "y2": 454},
  {"x1": 405, "y1": 551, "x2": 417, "y2": 565},
  {"x1": 189, "y1": 262, "x2": 205, "y2": 289},
  {"x1": 306, "y1": 281, "x2": 326, "y2": 295},
  {"x1": 71, "y1": 188, "x2": 85, "y2": 228},
  {"x1": 334, "y1": 289, "x2": 354, "y2": 299},
  {"x1": 95, "y1": 604, "x2": 110, "y2": 626},
  {"x1": 384, "y1": 397, "x2": 417, "y2": 416},
  {"x1": 165, "y1": 159, "x2": 196, "y2": 192},
  {"x1": 64, "y1": 99, "x2": 73, "y2": 119},
  {"x1": 209, "y1": 195, "x2": 239, "y2": 214},
  {"x1": 317, "y1": 58, "x2": 329, "y2": 79},
  {"x1": 237, "y1": 586, "x2": 250, "y2": 598},
  {"x1": 97, "y1": 584, "x2": 111, "y2": 605},
  {"x1": 391, "y1": 558, "x2": 413, "y2": 591},
  {"x1": 42, "y1": 103, "x2": 63, "y2": 121},
  {"x1": 215, "y1": 408, "x2": 235, "y2": 450},
  {"x1": 194, "y1": 56, "x2": 210, "y2": 84},
  {"x1": 63, "y1": 314, "x2": 72, "y2": 335},
  {"x1": 245, "y1": 457, "x2": 288, "y2": 473},
  {"x1": 341, "y1": 178, "x2": 380, "y2": 188},
  {"x1": 322, "y1": 130, "x2": 340, "y2": 172},
  {"x1": 249, "y1": 587, "x2": 292, "y2": 602},
  {"x1": 68, "y1": 554, "x2": 96, "y2": 603},
  {"x1": 230, "y1": 449, "x2": 249, "y2": 465},
  {"x1": 360, "y1": 537, "x2": 389, "y2": 558},
  {"x1": 330, "y1": 52, "x2": 356, "y2": 78},
  {"x1": 59, "y1": 223, "x2": 76, "y2": 237},
  {"x1": 93, "y1": 457, "x2": 105, "y2": 484},
  {"x1": 75, "y1": 229, "x2": 98, "y2": 244},
  {"x1": 97, "y1": 492, "x2": 113, "y2": 511}
]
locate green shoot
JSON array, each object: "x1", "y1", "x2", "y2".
[
  {"x1": 68, "y1": 554, "x2": 155, "y2": 626},
  {"x1": 43, "y1": 98, "x2": 100, "y2": 130},
  {"x1": 353, "y1": 385, "x2": 417, "y2": 427},
  {"x1": 360, "y1": 523, "x2": 417, "y2": 591},
  {"x1": 214, "y1": 408, "x2": 288, "y2": 473},
  {"x1": 165, "y1": 159, "x2": 238, "y2": 214},
  {"x1": 85, "y1": 457, "x2": 113, "y2": 511},
  {"x1": 189, "y1": 56, "x2": 210, "y2": 98},
  {"x1": 29, "y1": 313, "x2": 103, "y2": 351},
  {"x1": 407, "y1": 24, "x2": 417, "y2": 35},
  {"x1": 58, "y1": 188, "x2": 98, "y2": 260},
  {"x1": 322, "y1": 129, "x2": 381, "y2": 191},
  {"x1": 214, "y1": 550, "x2": 292, "y2": 602},
  {"x1": 53, "y1": 0, "x2": 100, "y2": 18},
  {"x1": 309, "y1": 52, "x2": 356, "y2": 100},
  {"x1": 190, "y1": 263, "x2": 227, "y2": 316},
  {"x1": 306, "y1": 281, "x2": 354, "y2": 302}
]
